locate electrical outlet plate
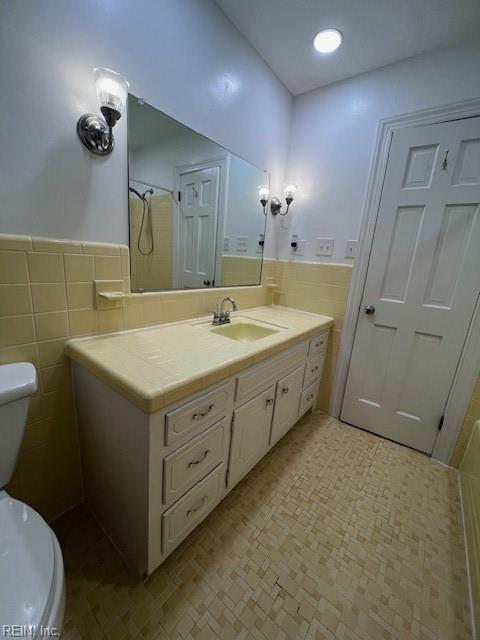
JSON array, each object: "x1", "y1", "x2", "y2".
[
  {"x1": 345, "y1": 240, "x2": 357, "y2": 259},
  {"x1": 256, "y1": 234, "x2": 264, "y2": 254},
  {"x1": 292, "y1": 240, "x2": 306, "y2": 256},
  {"x1": 236, "y1": 236, "x2": 248, "y2": 252},
  {"x1": 315, "y1": 238, "x2": 334, "y2": 257}
]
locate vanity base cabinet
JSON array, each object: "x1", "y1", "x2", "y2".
[
  {"x1": 71, "y1": 329, "x2": 330, "y2": 575},
  {"x1": 270, "y1": 366, "x2": 305, "y2": 446},
  {"x1": 228, "y1": 385, "x2": 276, "y2": 489}
]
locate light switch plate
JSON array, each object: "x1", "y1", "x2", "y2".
[
  {"x1": 315, "y1": 238, "x2": 334, "y2": 257},
  {"x1": 223, "y1": 236, "x2": 230, "y2": 252},
  {"x1": 345, "y1": 240, "x2": 357, "y2": 259},
  {"x1": 236, "y1": 236, "x2": 248, "y2": 252}
]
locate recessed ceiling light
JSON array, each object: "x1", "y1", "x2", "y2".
[{"x1": 313, "y1": 28, "x2": 343, "y2": 54}]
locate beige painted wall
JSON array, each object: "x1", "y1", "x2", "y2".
[
  {"x1": 451, "y1": 376, "x2": 480, "y2": 467},
  {"x1": 0, "y1": 233, "x2": 273, "y2": 521},
  {"x1": 129, "y1": 194, "x2": 174, "y2": 291}
]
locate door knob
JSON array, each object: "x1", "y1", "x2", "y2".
[{"x1": 364, "y1": 305, "x2": 375, "y2": 315}]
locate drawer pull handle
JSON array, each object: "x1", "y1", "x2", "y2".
[
  {"x1": 281, "y1": 387, "x2": 289, "y2": 395},
  {"x1": 315, "y1": 341, "x2": 323, "y2": 347},
  {"x1": 188, "y1": 449, "x2": 210, "y2": 467},
  {"x1": 192, "y1": 404, "x2": 215, "y2": 420},
  {"x1": 311, "y1": 366, "x2": 319, "y2": 373},
  {"x1": 186, "y1": 496, "x2": 207, "y2": 517},
  {"x1": 266, "y1": 397, "x2": 274, "y2": 406}
]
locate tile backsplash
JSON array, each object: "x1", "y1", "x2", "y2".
[
  {"x1": 266, "y1": 259, "x2": 353, "y2": 413},
  {"x1": 0, "y1": 233, "x2": 273, "y2": 521}
]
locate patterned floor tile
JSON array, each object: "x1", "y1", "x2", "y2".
[{"x1": 54, "y1": 414, "x2": 471, "y2": 640}]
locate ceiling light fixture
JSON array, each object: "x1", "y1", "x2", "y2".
[{"x1": 313, "y1": 28, "x2": 343, "y2": 54}]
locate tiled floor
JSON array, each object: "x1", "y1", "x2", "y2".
[{"x1": 55, "y1": 414, "x2": 471, "y2": 640}]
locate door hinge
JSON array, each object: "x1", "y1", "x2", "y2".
[
  {"x1": 438, "y1": 415, "x2": 444, "y2": 431},
  {"x1": 178, "y1": 191, "x2": 181, "y2": 202}
]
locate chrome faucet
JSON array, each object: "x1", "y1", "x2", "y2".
[{"x1": 212, "y1": 297, "x2": 238, "y2": 325}]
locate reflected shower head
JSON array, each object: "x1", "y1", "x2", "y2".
[{"x1": 129, "y1": 186, "x2": 144, "y2": 200}]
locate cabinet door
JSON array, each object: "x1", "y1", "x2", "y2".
[
  {"x1": 228, "y1": 385, "x2": 276, "y2": 488},
  {"x1": 270, "y1": 366, "x2": 304, "y2": 446}
]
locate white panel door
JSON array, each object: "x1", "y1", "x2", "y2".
[
  {"x1": 341, "y1": 117, "x2": 480, "y2": 453},
  {"x1": 228, "y1": 386, "x2": 275, "y2": 488},
  {"x1": 177, "y1": 167, "x2": 219, "y2": 288}
]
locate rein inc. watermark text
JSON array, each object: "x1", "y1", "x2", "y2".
[{"x1": 2, "y1": 626, "x2": 60, "y2": 638}]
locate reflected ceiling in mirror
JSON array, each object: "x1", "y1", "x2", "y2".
[{"x1": 127, "y1": 95, "x2": 269, "y2": 292}]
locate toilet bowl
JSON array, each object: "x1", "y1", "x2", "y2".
[{"x1": 0, "y1": 363, "x2": 65, "y2": 638}]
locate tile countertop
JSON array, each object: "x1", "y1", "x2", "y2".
[{"x1": 66, "y1": 306, "x2": 333, "y2": 413}]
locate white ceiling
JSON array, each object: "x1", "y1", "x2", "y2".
[{"x1": 215, "y1": 0, "x2": 480, "y2": 95}]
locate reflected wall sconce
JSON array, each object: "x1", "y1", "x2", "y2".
[
  {"x1": 270, "y1": 183, "x2": 298, "y2": 216},
  {"x1": 77, "y1": 67, "x2": 129, "y2": 156},
  {"x1": 259, "y1": 186, "x2": 269, "y2": 215}
]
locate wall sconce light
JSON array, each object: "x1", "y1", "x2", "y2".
[
  {"x1": 259, "y1": 186, "x2": 270, "y2": 215},
  {"x1": 77, "y1": 67, "x2": 129, "y2": 156},
  {"x1": 270, "y1": 183, "x2": 298, "y2": 216}
]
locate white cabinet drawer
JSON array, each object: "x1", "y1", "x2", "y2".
[
  {"x1": 270, "y1": 365, "x2": 305, "y2": 446},
  {"x1": 303, "y1": 352, "x2": 326, "y2": 388},
  {"x1": 162, "y1": 465, "x2": 224, "y2": 555},
  {"x1": 228, "y1": 386, "x2": 275, "y2": 489},
  {"x1": 308, "y1": 330, "x2": 329, "y2": 358},
  {"x1": 165, "y1": 381, "x2": 233, "y2": 446},
  {"x1": 298, "y1": 379, "x2": 320, "y2": 417},
  {"x1": 236, "y1": 341, "x2": 308, "y2": 403},
  {"x1": 163, "y1": 419, "x2": 228, "y2": 506}
]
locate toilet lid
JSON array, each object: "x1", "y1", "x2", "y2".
[{"x1": 0, "y1": 496, "x2": 55, "y2": 632}]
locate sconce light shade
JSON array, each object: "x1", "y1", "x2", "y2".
[
  {"x1": 259, "y1": 185, "x2": 269, "y2": 215},
  {"x1": 258, "y1": 186, "x2": 269, "y2": 201},
  {"x1": 94, "y1": 67, "x2": 129, "y2": 123},
  {"x1": 284, "y1": 183, "x2": 298, "y2": 201},
  {"x1": 77, "y1": 67, "x2": 129, "y2": 156}
]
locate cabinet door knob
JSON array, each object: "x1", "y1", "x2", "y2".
[
  {"x1": 266, "y1": 397, "x2": 274, "y2": 406},
  {"x1": 282, "y1": 387, "x2": 289, "y2": 395}
]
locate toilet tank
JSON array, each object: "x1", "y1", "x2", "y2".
[{"x1": 0, "y1": 363, "x2": 37, "y2": 489}]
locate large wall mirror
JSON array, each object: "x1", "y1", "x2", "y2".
[{"x1": 127, "y1": 95, "x2": 269, "y2": 291}]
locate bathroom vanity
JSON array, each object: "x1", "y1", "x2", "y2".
[{"x1": 68, "y1": 306, "x2": 332, "y2": 574}]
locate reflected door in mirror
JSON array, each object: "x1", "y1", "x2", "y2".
[{"x1": 177, "y1": 167, "x2": 219, "y2": 289}]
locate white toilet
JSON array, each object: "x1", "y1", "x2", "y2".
[{"x1": 0, "y1": 363, "x2": 65, "y2": 637}]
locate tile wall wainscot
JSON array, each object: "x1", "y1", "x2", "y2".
[
  {"x1": 265, "y1": 258, "x2": 353, "y2": 413},
  {"x1": 220, "y1": 255, "x2": 263, "y2": 287},
  {"x1": 0, "y1": 233, "x2": 275, "y2": 521},
  {"x1": 451, "y1": 375, "x2": 480, "y2": 467}
]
